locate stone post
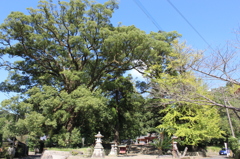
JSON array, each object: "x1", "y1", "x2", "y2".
[{"x1": 82, "y1": 137, "x2": 85, "y2": 148}]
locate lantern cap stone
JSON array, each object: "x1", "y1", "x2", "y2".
[
  {"x1": 95, "y1": 131, "x2": 104, "y2": 138},
  {"x1": 171, "y1": 135, "x2": 178, "y2": 139}
]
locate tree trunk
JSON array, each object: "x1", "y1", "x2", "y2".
[
  {"x1": 114, "y1": 127, "x2": 119, "y2": 144},
  {"x1": 113, "y1": 109, "x2": 120, "y2": 144},
  {"x1": 114, "y1": 89, "x2": 120, "y2": 144},
  {"x1": 158, "y1": 148, "x2": 163, "y2": 155}
]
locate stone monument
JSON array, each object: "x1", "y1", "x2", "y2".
[{"x1": 92, "y1": 131, "x2": 105, "y2": 158}]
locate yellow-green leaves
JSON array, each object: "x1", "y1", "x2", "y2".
[
  {"x1": 158, "y1": 103, "x2": 224, "y2": 145},
  {"x1": 153, "y1": 42, "x2": 224, "y2": 145}
]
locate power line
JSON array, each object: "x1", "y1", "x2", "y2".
[
  {"x1": 133, "y1": 0, "x2": 213, "y2": 50},
  {"x1": 166, "y1": 0, "x2": 214, "y2": 50},
  {"x1": 133, "y1": 0, "x2": 163, "y2": 31}
]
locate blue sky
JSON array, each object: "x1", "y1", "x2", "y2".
[{"x1": 0, "y1": 0, "x2": 240, "y2": 102}]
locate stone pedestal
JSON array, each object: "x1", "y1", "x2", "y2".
[{"x1": 92, "y1": 132, "x2": 105, "y2": 158}]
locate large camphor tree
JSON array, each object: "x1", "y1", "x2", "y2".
[{"x1": 0, "y1": 0, "x2": 179, "y2": 146}]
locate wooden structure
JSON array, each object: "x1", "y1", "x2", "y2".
[
  {"x1": 137, "y1": 136, "x2": 158, "y2": 145},
  {"x1": 118, "y1": 145, "x2": 128, "y2": 155}
]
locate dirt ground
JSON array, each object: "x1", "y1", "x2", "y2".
[
  {"x1": 19, "y1": 154, "x2": 231, "y2": 159},
  {"x1": 103, "y1": 155, "x2": 174, "y2": 159},
  {"x1": 83, "y1": 154, "x2": 230, "y2": 159},
  {"x1": 19, "y1": 151, "x2": 232, "y2": 159},
  {"x1": 22, "y1": 154, "x2": 193, "y2": 159}
]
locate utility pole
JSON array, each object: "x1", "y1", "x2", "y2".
[{"x1": 224, "y1": 99, "x2": 235, "y2": 138}]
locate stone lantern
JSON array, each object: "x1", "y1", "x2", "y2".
[
  {"x1": 108, "y1": 141, "x2": 118, "y2": 156},
  {"x1": 171, "y1": 135, "x2": 179, "y2": 158},
  {"x1": 92, "y1": 131, "x2": 105, "y2": 158}
]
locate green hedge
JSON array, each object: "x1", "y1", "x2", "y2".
[
  {"x1": 228, "y1": 137, "x2": 239, "y2": 154},
  {"x1": 234, "y1": 149, "x2": 240, "y2": 159}
]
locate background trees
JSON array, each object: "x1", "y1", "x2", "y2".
[
  {"x1": 101, "y1": 75, "x2": 145, "y2": 143},
  {"x1": 186, "y1": 32, "x2": 240, "y2": 143}
]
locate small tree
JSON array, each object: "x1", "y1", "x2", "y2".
[
  {"x1": 148, "y1": 41, "x2": 224, "y2": 145},
  {"x1": 151, "y1": 129, "x2": 172, "y2": 155}
]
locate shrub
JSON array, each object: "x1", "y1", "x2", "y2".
[
  {"x1": 70, "y1": 150, "x2": 80, "y2": 156},
  {"x1": 228, "y1": 137, "x2": 239, "y2": 154},
  {"x1": 234, "y1": 149, "x2": 240, "y2": 159}
]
